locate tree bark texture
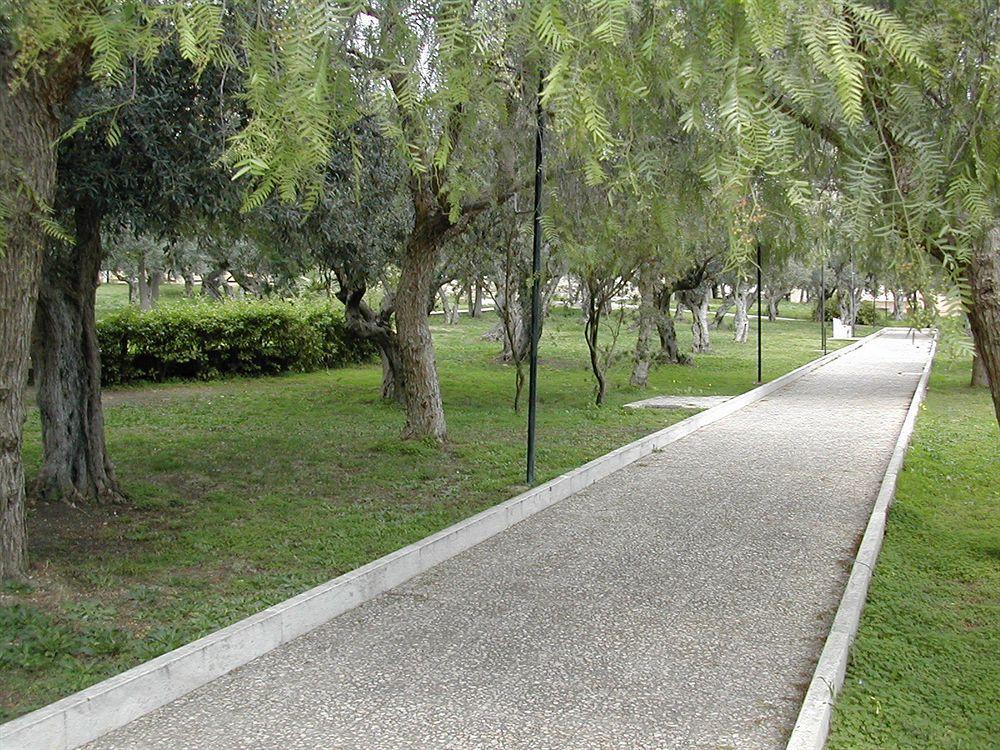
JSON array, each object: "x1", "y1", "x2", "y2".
[
  {"x1": 472, "y1": 277, "x2": 483, "y2": 317},
  {"x1": 732, "y1": 281, "x2": 755, "y2": 344},
  {"x1": 584, "y1": 280, "x2": 607, "y2": 406},
  {"x1": 630, "y1": 261, "x2": 656, "y2": 387},
  {"x1": 395, "y1": 212, "x2": 448, "y2": 441},
  {"x1": 712, "y1": 293, "x2": 733, "y2": 330},
  {"x1": 32, "y1": 201, "x2": 123, "y2": 505},
  {"x1": 137, "y1": 257, "x2": 152, "y2": 311},
  {"x1": 680, "y1": 287, "x2": 712, "y2": 353},
  {"x1": 838, "y1": 284, "x2": 860, "y2": 331},
  {"x1": 972, "y1": 349, "x2": 990, "y2": 388},
  {"x1": 1, "y1": 48, "x2": 82, "y2": 579},
  {"x1": 333, "y1": 266, "x2": 403, "y2": 402},
  {"x1": 653, "y1": 285, "x2": 687, "y2": 364},
  {"x1": 965, "y1": 224, "x2": 1000, "y2": 424}
]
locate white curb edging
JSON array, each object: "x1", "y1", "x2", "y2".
[
  {"x1": 2, "y1": 329, "x2": 887, "y2": 750},
  {"x1": 786, "y1": 329, "x2": 938, "y2": 750}
]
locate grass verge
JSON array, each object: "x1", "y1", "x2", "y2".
[{"x1": 827, "y1": 355, "x2": 999, "y2": 749}]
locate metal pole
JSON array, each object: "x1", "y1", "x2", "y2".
[
  {"x1": 850, "y1": 248, "x2": 857, "y2": 337},
  {"x1": 756, "y1": 243, "x2": 762, "y2": 384},
  {"x1": 820, "y1": 258, "x2": 827, "y2": 355},
  {"x1": 526, "y1": 72, "x2": 545, "y2": 486}
]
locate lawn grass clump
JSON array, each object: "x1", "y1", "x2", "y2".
[{"x1": 827, "y1": 356, "x2": 1000, "y2": 749}]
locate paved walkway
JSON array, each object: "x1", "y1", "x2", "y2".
[{"x1": 86, "y1": 329, "x2": 934, "y2": 750}]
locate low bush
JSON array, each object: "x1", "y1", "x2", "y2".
[
  {"x1": 856, "y1": 300, "x2": 879, "y2": 326},
  {"x1": 819, "y1": 295, "x2": 838, "y2": 322},
  {"x1": 818, "y1": 296, "x2": 880, "y2": 325},
  {"x1": 97, "y1": 301, "x2": 375, "y2": 385}
]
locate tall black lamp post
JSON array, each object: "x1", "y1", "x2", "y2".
[
  {"x1": 820, "y1": 255, "x2": 827, "y2": 355},
  {"x1": 526, "y1": 73, "x2": 545, "y2": 486},
  {"x1": 756, "y1": 243, "x2": 763, "y2": 384}
]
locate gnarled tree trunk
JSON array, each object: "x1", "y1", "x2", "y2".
[
  {"x1": 653, "y1": 284, "x2": 687, "y2": 364},
  {"x1": 395, "y1": 211, "x2": 448, "y2": 441},
  {"x1": 732, "y1": 281, "x2": 755, "y2": 344},
  {"x1": 1, "y1": 49, "x2": 81, "y2": 579},
  {"x1": 765, "y1": 288, "x2": 784, "y2": 322},
  {"x1": 966, "y1": 224, "x2": 1000, "y2": 424},
  {"x1": 333, "y1": 266, "x2": 403, "y2": 402},
  {"x1": 32, "y1": 201, "x2": 123, "y2": 505},
  {"x1": 838, "y1": 284, "x2": 860, "y2": 332},
  {"x1": 201, "y1": 266, "x2": 227, "y2": 300},
  {"x1": 631, "y1": 261, "x2": 656, "y2": 387},
  {"x1": 681, "y1": 287, "x2": 712, "y2": 353},
  {"x1": 712, "y1": 292, "x2": 734, "y2": 330}
]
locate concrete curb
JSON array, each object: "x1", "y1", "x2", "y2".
[
  {"x1": 2, "y1": 329, "x2": 887, "y2": 750},
  {"x1": 785, "y1": 329, "x2": 938, "y2": 750}
]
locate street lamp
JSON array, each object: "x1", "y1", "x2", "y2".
[{"x1": 526, "y1": 72, "x2": 545, "y2": 485}]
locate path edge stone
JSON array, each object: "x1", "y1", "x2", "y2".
[
  {"x1": 785, "y1": 329, "x2": 938, "y2": 750},
  {"x1": 2, "y1": 329, "x2": 887, "y2": 750}
]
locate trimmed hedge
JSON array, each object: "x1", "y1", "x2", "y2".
[{"x1": 97, "y1": 301, "x2": 375, "y2": 385}]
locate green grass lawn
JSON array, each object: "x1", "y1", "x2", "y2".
[
  {"x1": 827, "y1": 356, "x2": 999, "y2": 749},
  {"x1": 2, "y1": 298, "x2": 845, "y2": 720}
]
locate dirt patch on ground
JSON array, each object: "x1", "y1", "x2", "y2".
[
  {"x1": 26, "y1": 382, "x2": 233, "y2": 411},
  {"x1": 27, "y1": 499, "x2": 127, "y2": 562}
]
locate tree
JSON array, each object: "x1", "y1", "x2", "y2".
[
  {"x1": 764, "y1": 258, "x2": 810, "y2": 322},
  {"x1": 231, "y1": 1, "x2": 544, "y2": 441},
  {"x1": 554, "y1": 175, "x2": 641, "y2": 405},
  {"x1": 749, "y1": 1, "x2": 1000, "y2": 421},
  {"x1": 1, "y1": 0, "x2": 222, "y2": 577},
  {"x1": 0, "y1": 43, "x2": 84, "y2": 577},
  {"x1": 301, "y1": 121, "x2": 412, "y2": 401},
  {"x1": 31, "y1": 44, "x2": 239, "y2": 508},
  {"x1": 470, "y1": 202, "x2": 562, "y2": 410}
]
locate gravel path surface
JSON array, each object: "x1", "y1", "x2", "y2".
[{"x1": 85, "y1": 329, "x2": 934, "y2": 750}]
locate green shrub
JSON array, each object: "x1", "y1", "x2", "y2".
[
  {"x1": 817, "y1": 295, "x2": 879, "y2": 325},
  {"x1": 817, "y1": 295, "x2": 838, "y2": 322},
  {"x1": 97, "y1": 301, "x2": 375, "y2": 385},
  {"x1": 856, "y1": 300, "x2": 879, "y2": 325}
]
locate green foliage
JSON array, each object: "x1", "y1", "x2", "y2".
[
  {"x1": 857, "y1": 300, "x2": 878, "y2": 326},
  {"x1": 97, "y1": 301, "x2": 375, "y2": 385},
  {"x1": 818, "y1": 296, "x2": 878, "y2": 324},
  {"x1": 820, "y1": 295, "x2": 837, "y2": 322}
]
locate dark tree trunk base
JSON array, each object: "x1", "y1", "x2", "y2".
[{"x1": 32, "y1": 201, "x2": 125, "y2": 507}]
